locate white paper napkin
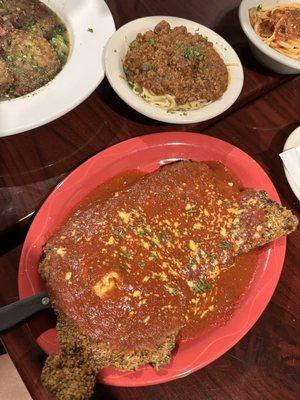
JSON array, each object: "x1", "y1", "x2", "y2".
[{"x1": 279, "y1": 145, "x2": 300, "y2": 188}]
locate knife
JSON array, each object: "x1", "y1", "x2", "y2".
[{"x1": 0, "y1": 291, "x2": 51, "y2": 334}]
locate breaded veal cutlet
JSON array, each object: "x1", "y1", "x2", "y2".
[{"x1": 39, "y1": 161, "x2": 298, "y2": 400}]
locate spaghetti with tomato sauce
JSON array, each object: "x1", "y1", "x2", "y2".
[{"x1": 249, "y1": 3, "x2": 300, "y2": 60}]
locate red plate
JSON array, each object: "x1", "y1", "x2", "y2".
[{"x1": 18, "y1": 132, "x2": 286, "y2": 387}]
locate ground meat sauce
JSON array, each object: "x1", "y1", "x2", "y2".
[
  {"x1": 44, "y1": 161, "x2": 258, "y2": 351},
  {"x1": 123, "y1": 20, "x2": 228, "y2": 105}
]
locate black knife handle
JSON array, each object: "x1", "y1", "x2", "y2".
[{"x1": 0, "y1": 291, "x2": 51, "y2": 334}]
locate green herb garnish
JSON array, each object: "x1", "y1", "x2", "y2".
[
  {"x1": 142, "y1": 64, "x2": 156, "y2": 72},
  {"x1": 6, "y1": 54, "x2": 17, "y2": 63},
  {"x1": 148, "y1": 38, "x2": 155, "y2": 46},
  {"x1": 151, "y1": 237, "x2": 161, "y2": 247},
  {"x1": 182, "y1": 47, "x2": 204, "y2": 60},
  {"x1": 7, "y1": 87, "x2": 15, "y2": 98},
  {"x1": 173, "y1": 41, "x2": 181, "y2": 50},
  {"x1": 114, "y1": 229, "x2": 124, "y2": 238},
  {"x1": 170, "y1": 287, "x2": 180, "y2": 296},
  {"x1": 188, "y1": 258, "x2": 197, "y2": 268},
  {"x1": 120, "y1": 249, "x2": 131, "y2": 258},
  {"x1": 221, "y1": 242, "x2": 231, "y2": 251},
  {"x1": 224, "y1": 200, "x2": 232, "y2": 208},
  {"x1": 52, "y1": 25, "x2": 65, "y2": 37},
  {"x1": 192, "y1": 280, "x2": 211, "y2": 293},
  {"x1": 166, "y1": 234, "x2": 173, "y2": 243},
  {"x1": 149, "y1": 252, "x2": 157, "y2": 261},
  {"x1": 256, "y1": 4, "x2": 262, "y2": 12},
  {"x1": 138, "y1": 261, "x2": 146, "y2": 268},
  {"x1": 182, "y1": 48, "x2": 191, "y2": 59},
  {"x1": 88, "y1": 28, "x2": 94, "y2": 33},
  {"x1": 59, "y1": 53, "x2": 68, "y2": 66},
  {"x1": 186, "y1": 206, "x2": 197, "y2": 215}
]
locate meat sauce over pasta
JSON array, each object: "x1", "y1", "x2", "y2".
[{"x1": 123, "y1": 20, "x2": 228, "y2": 109}]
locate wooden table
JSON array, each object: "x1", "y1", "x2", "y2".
[{"x1": 0, "y1": 1, "x2": 299, "y2": 399}]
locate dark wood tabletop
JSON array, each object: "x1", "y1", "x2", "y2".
[{"x1": 0, "y1": 1, "x2": 299, "y2": 399}]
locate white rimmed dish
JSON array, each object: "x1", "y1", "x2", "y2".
[
  {"x1": 0, "y1": 0, "x2": 115, "y2": 138},
  {"x1": 282, "y1": 127, "x2": 300, "y2": 201},
  {"x1": 104, "y1": 16, "x2": 244, "y2": 124},
  {"x1": 239, "y1": 0, "x2": 300, "y2": 74}
]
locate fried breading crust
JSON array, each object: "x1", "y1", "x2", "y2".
[{"x1": 42, "y1": 314, "x2": 177, "y2": 400}]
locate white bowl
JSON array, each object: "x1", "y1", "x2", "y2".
[
  {"x1": 104, "y1": 16, "x2": 244, "y2": 124},
  {"x1": 239, "y1": 0, "x2": 300, "y2": 74},
  {"x1": 0, "y1": 0, "x2": 115, "y2": 137},
  {"x1": 282, "y1": 126, "x2": 300, "y2": 201}
]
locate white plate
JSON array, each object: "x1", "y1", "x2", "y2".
[
  {"x1": 283, "y1": 127, "x2": 300, "y2": 201},
  {"x1": 104, "y1": 16, "x2": 244, "y2": 124},
  {"x1": 239, "y1": 0, "x2": 300, "y2": 74},
  {"x1": 0, "y1": 0, "x2": 115, "y2": 137}
]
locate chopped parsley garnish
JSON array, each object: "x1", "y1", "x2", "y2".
[
  {"x1": 52, "y1": 25, "x2": 65, "y2": 37},
  {"x1": 148, "y1": 38, "x2": 155, "y2": 46},
  {"x1": 198, "y1": 250, "x2": 204, "y2": 258},
  {"x1": 87, "y1": 28, "x2": 94, "y2": 33},
  {"x1": 7, "y1": 87, "x2": 15, "y2": 97},
  {"x1": 221, "y1": 242, "x2": 231, "y2": 251},
  {"x1": 6, "y1": 54, "x2": 17, "y2": 63},
  {"x1": 149, "y1": 252, "x2": 157, "y2": 261},
  {"x1": 224, "y1": 200, "x2": 232, "y2": 208},
  {"x1": 59, "y1": 54, "x2": 68, "y2": 66},
  {"x1": 192, "y1": 280, "x2": 211, "y2": 293},
  {"x1": 114, "y1": 229, "x2": 123, "y2": 238},
  {"x1": 182, "y1": 48, "x2": 191, "y2": 59},
  {"x1": 170, "y1": 287, "x2": 180, "y2": 296},
  {"x1": 182, "y1": 47, "x2": 204, "y2": 60},
  {"x1": 165, "y1": 234, "x2": 173, "y2": 243},
  {"x1": 137, "y1": 227, "x2": 147, "y2": 237},
  {"x1": 142, "y1": 64, "x2": 156, "y2": 72},
  {"x1": 173, "y1": 41, "x2": 181, "y2": 50},
  {"x1": 120, "y1": 249, "x2": 131, "y2": 258},
  {"x1": 158, "y1": 231, "x2": 172, "y2": 242},
  {"x1": 188, "y1": 258, "x2": 197, "y2": 268},
  {"x1": 158, "y1": 274, "x2": 166, "y2": 281},
  {"x1": 186, "y1": 206, "x2": 197, "y2": 214},
  {"x1": 151, "y1": 237, "x2": 161, "y2": 247},
  {"x1": 256, "y1": 4, "x2": 262, "y2": 12}
]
